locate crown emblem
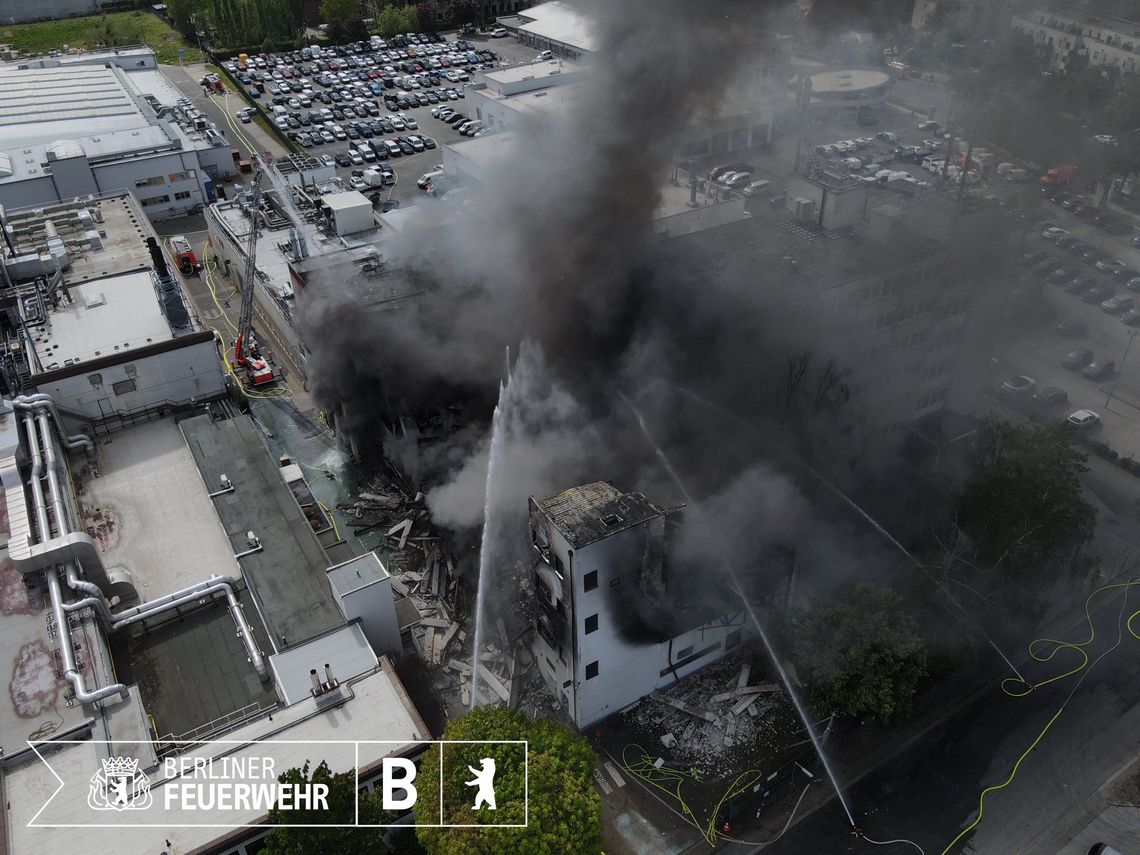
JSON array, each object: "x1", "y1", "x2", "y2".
[{"x1": 88, "y1": 755, "x2": 153, "y2": 811}]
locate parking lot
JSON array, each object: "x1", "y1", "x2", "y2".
[
  {"x1": 992, "y1": 194, "x2": 1140, "y2": 457},
  {"x1": 222, "y1": 30, "x2": 537, "y2": 209}
]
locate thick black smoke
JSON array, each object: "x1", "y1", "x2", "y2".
[{"x1": 300, "y1": 0, "x2": 887, "y2": 637}]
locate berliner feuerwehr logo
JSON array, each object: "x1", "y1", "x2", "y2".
[{"x1": 87, "y1": 756, "x2": 153, "y2": 811}]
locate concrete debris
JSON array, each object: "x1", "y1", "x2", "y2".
[
  {"x1": 661, "y1": 733, "x2": 677, "y2": 749},
  {"x1": 737, "y1": 663, "x2": 751, "y2": 691},
  {"x1": 624, "y1": 657, "x2": 789, "y2": 776},
  {"x1": 649, "y1": 691, "x2": 718, "y2": 724},
  {"x1": 477, "y1": 663, "x2": 511, "y2": 703}
]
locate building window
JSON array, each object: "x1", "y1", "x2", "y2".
[
  {"x1": 112, "y1": 379, "x2": 136, "y2": 396},
  {"x1": 135, "y1": 175, "x2": 165, "y2": 188},
  {"x1": 583, "y1": 570, "x2": 597, "y2": 591},
  {"x1": 584, "y1": 614, "x2": 598, "y2": 634},
  {"x1": 168, "y1": 170, "x2": 197, "y2": 183},
  {"x1": 140, "y1": 194, "x2": 171, "y2": 208},
  {"x1": 87, "y1": 373, "x2": 102, "y2": 388},
  {"x1": 174, "y1": 190, "x2": 193, "y2": 201},
  {"x1": 585, "y1": 661, "x2": 598, "y2": 680}
]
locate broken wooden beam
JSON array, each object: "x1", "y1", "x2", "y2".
[
  {"x1": 649, "y1": 691, "x2": 717, "y2": 724},
  {"x1": 736, "y1": 662, "x2": 751, "y2": 691},
  {"x1": 477, "y1": 664, "x2": 511, "y2": 703}
]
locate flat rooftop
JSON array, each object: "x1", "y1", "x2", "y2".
[
  {"x1": 808, "y1": 68, "x2": 892, "y2": 93},
  {"x1": 77, "y1": 418, "x2": 244, "y2": 601},
  {"x1": 536, "y1": 481, "x2": 664, "y2": 549},
  {"x1": 6, "y1": 663, "x2": 428, "y2": 855},
  {"x1": 5, "y1": 193, "x2": 154, "y2": 286},
  {"x1": 180, "y1": 415, "x2": 345, "y2": 646},
  {"x1": 0, "y1": 65, "x2": 145, "y2": 148},
  {"x1": 480, "y1": 58, "x2": 582, "y2": 88},
  {"x1": 513, "y1": 0, "x2": 598, "y2": 53},
  {"x1": 29, "y1": 270, "x2": 173, "y2": 369}
]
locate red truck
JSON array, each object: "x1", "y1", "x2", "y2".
[{"x1": 1041, "y1": 164, "x2": 1077, "y2": 186}]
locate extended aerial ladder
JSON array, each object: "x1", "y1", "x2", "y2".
[{"x1": 233, "y1": 165, "x2": 275, "y2": 386}]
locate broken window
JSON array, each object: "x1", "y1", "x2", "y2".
[
  {"x1": 585, "y1": 614, "x2": 598, "y2": 634},
  {"x1": 583, "y1": 570, "x2": 597, "y2": 591},
  {"x1": 112, "y1": 379, "x2": 136, "y2": 396},
  {"x1": 585, "y1": 661, "x2": 599, "y2": 680}
]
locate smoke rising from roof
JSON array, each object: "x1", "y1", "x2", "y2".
[{"x1": 299, "y1": 0, "x2": 869, "y2": 625}]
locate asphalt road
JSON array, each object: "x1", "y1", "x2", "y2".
[{"x1": 757, "y1": 578, "x2": 1140, "y2": 855}]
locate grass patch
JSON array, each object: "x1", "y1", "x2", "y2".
[{"x1": 1, "y1": 12, "x2": 203, "y2": 65}]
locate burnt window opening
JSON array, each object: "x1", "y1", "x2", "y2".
[
  {"x1": 583, "y1": 570, "x2": 598, "y2": 591},
  {"x1": 676, "y1": 645, "x2": 693, "y2": 660},
  {"x1": 585, "y1": 614, "x2": 598, "y2": 634},
  {"x1": 585, "y1": 660, "x2": 599, "y2": 680},
  {"x1": 601, "y1": 513, "x2": 623, "y2": 528}
]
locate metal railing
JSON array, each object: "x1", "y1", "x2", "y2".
[{"x1": 154, "y1": 700, "x2": 277, "y2": 756}]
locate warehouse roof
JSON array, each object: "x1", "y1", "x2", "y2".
[{"x1": 0, "y1": 65, "x2": 146, "y2": 148}]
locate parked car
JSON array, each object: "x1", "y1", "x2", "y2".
[
  {"x1": 1096, "y1": 258, "x2": 1128, "y2": 274},
  {"x1": 417, "y1": 166, "x2": 444, "y2": 188},
  {"x1": 1062, "y1": 347, "x2": 1095, "y2": 371},
  {"x1": 1000, "y1": 375, "x2": 1036, "y2": 396},
  {"x1": 1032, "y1": 386, "x2": 1068, "y2": 407},
  {"x1": 1101, "y1": 294, "x2": 1134, "y2": 313},
  {"x1": 491, "y1": 27, "x2": 508, "y2": 37},
  {"x1": 1083, "y1": 359, "x2": 1115, "y2": 380},
  {"x1": 1046, "y1": 267, "x2": 1074, "y2": 284},
  {"x1": 1056, "y1": 319, "x2": 1086, "y2": 336},
  {"x1": 1042, "y1": 226, "x2": 1070, "y2": 241},
  {"x1": 1121, "y1": 309, "x2": 1140, "y2": 327},
  {"x1": 1066, "y1": 409, "x2": 1101, "y2": 429},
  {"x1": 1083, "y1": 283, "x2": 1115, "y2": 304},
  {"x1": 1063, "y1": 276, "x2": 1096, "y2": 295}
]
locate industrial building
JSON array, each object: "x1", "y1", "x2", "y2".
[
  {"x1": 203, "y1": 160, "x2": 403, "y2": 386},
  {"x1": 0, "y1": 182, "x2": 427, "y2": 853},
  {"x1": 668, "y1": 175, "x2": 1020, "y2": 453},
  {"x1": 528, "y1": 482, "x2": 747, "y2": 729},
  {"x1": 497, "y1": 0, "x2": 599, "y2": 60},
  {"x1": 794, "y1": 69, "x2": 894, "y2": 126},
  {"x1": 1012, "y1": 7, "x2": 1140, "y2": 73},
  {"x1": 0, "y1": 47, "x2": 233, "y2": 219},
  {"x1": 0, "y1": 191, "x2": 225, "y2": 423},
  {"x1": 3, "y1": 0, "x2": 118, "y2": 24}
]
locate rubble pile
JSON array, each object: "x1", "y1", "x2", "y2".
[{"x1": 623, "y1": 656, "x2": 792, "y2": 775}]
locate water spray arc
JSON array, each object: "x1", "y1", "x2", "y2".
[
  {"x1": 619, "y1": 392, "x2": 857, "y2": 829},
  {"x1": 669, "y1": 384, "x2": 1027, "y2": 684},
  {"x1": 470, "y1": 379, "x2": 508, "y2": 709}
]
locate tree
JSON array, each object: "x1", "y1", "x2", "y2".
[
  {"x1": 262, "y1": 760, "x2": 395, "y2": 855},
  {"x1": 321, "y1": 0, "x2": 360, "y2": 25},
  {"x1": 414, "y1": 706, "x2": 601, "y2": 855},
  {"x1": 417, "y1": 1, "x2": 437, "y2": 34},
  {"x1": 955, "y1": 420, "x2": 1095, "y2": 593},
  {"x1": 794, "y1": 583, "x2": 927, "y2": 723}
]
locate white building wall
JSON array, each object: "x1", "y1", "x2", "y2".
[
  {"x1": 532, "y1": 511, "x2": 742, "y2": 729},
  {"x1": 34, "y1": 339, "x2": 226, "y2": 418}
]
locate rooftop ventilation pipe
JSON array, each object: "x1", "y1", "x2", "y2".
[{"x1": 23, "y1": 394, "x2": 268, "y2": 700}]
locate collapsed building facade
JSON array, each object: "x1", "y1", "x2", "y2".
[{"x1": 529, "y1": 482, "x2": 748, "y2": 728}]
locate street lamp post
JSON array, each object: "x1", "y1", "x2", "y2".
[{"x1": 1105, "y1": 327, "x2": 1137, "y2": 410}]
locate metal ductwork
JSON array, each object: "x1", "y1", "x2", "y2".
[{"x1": 21, "y1": 393, "x2": 269, "y2": 709}]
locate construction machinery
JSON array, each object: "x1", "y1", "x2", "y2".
[{"x1": 233, "y1": 165, "x2": 275, "y2": 387}]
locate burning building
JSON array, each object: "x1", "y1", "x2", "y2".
[{"x1": 528, "y1": 481, "x2": 747, "y2": 729}]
